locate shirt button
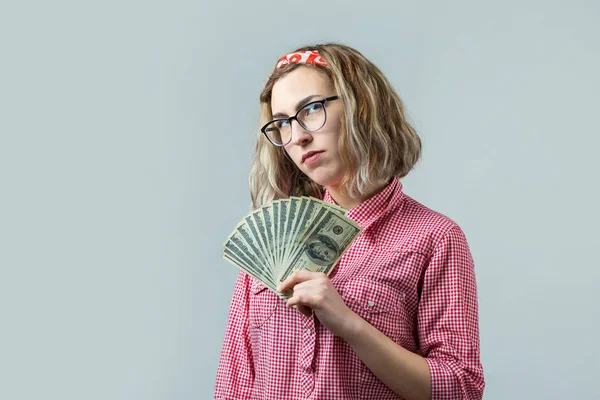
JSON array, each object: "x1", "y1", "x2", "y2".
[
  {"x1": 306, "y1": 328, "x2": 312, "y2": 334},
  {"x1": 368, "y1": 301, "x2": 375, "y2": 307}
]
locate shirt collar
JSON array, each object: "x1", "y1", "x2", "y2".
[{"x1": 323, "y1": 177, "x2": 404, "y2": 230}]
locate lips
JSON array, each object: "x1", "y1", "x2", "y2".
[{"x1": 302, "y1": 150, "x2": 324, "y2": 163}]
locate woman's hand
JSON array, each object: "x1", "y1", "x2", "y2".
[{"x1": 277, "y1": 270, "x2": 358, "y2": 338}]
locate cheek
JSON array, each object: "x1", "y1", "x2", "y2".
[
  {"x1": 283, "y1": 147, "x2": 302, "y2": 166},
  {"x1": 326, "y1": 109, "x2": 343, "y2": 132},
  {"x1": 324, "y1": 122, "x2": 342, "y2": 150}
]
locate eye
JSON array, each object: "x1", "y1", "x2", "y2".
[
  {"x1": 302, "y1": 102, "x2": 323, "y2": 116},
  {"x1": 275, "y1": 119, "x2": 289, "y2": 129}
]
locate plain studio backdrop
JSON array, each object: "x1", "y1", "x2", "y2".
[{"x1": 1, "y1": 0, "x2": 598, "y2": 399}]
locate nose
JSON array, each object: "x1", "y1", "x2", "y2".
[{"x1": 289, "y1": 120, "x2": 312, "y2": 146}]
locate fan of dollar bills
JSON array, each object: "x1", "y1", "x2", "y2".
[{"x1": 222, "y1": 196, "x2": 362, "y2": 299}]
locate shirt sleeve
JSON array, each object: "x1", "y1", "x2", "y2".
[
  {"x1": 417, "y1": 224, "x2": 485, "y2": 400},
  {"x1": 214, "y1": 271, "x2": 254, "y2": 400}
]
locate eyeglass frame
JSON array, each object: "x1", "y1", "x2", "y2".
[{"x1": 260, "y1": 95, "x2": 340, "y2": 147}]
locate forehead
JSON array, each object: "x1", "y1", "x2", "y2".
[{"x1": 271, "y1": 67, "x2": 333, "y2": 112}]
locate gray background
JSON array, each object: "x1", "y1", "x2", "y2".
[{"x1": 1, "y1": 0, "x2": 598, "y2": 399}]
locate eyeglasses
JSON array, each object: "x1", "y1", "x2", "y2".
[{"x1": 261, "y1": 96, "x2": 340, "y2": 146}]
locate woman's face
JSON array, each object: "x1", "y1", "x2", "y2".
[{"x1": 271, "y1": 67, "x2": 346, "y2": 187}]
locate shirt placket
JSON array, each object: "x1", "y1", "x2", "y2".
[{"x1": 299, "y1": 312, "x2": 316, "y2": 398}]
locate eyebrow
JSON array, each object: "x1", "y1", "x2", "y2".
[{"x1": 272, "y1": 94, "x2": 322, "y2": 119}]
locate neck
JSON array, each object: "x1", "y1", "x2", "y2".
[{"x1": 326, "y1": 177, "x2": 392, "y2": 211}]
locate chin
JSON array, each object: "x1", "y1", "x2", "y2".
[{"x1": 306, "y1": 170, "x2": 343, "y2": 188}]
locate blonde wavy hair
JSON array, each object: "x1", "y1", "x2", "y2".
[{"x1": 249, "y1": 42, "x2": 422, "y2": 209}]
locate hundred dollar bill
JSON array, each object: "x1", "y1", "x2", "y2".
[
  {"x1": 281, "y1": 197, "x2": 300, "y2": 267},
  {"x1": 278, "y1": 199, "x2": 289, "y2": 269},
  {"x1": 291, "y1": 198, "x2": 325, "y2": 247},
  {"x1": 282, "y1": 196, "x2": 309, "y2": 267},
  {"x1": 271, "y1": 200, "x2": 280, "y2": 270},
  {"x1": 222, "y1": 196, "x2": 360, "y2": 300},
  {"x1": 222, "y1": 249, "x2": 261, "y2": 281},
  {"x1": 238, "y1": 217, "x2": 273, "y2": 282},
  {"x1": 223, "y1": 234, "x2": 275, "y2": 288},
  {"x1": 261, "y1": 205, "x2": 276, "y2": 269},
  {"x1": 279, "y1": 204, "x2": 327, "y2": 272},
  {"x1": 296, "y1": 199, "x2": 348, "y2": 244},
  {"x1": 249, "y1": 210, "x2": 273, "y2": 270},
  {"x1": 223, "y1": 235, "x2": 269, "y2": 283},
  {"x1": 222, "y1": 251, "x2": 277, "y2": 291},
  {"x1": 318, "y1": 199, "x2": 348, "y2": 216},
  {"x1": 278, "y1": 209, "x2": 361, "y2": 285}
]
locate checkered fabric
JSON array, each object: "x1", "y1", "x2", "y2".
[{"x1": 214, "y1": 177, "x2": 484, "y2": 399}]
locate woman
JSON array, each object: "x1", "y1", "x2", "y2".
[{"x1": 214, "y1": 43, "x2": 484, "y2": 400}]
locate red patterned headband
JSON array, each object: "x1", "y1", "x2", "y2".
[{"x1": 276, "y1": 50, "x2": 328, "y2": 69}]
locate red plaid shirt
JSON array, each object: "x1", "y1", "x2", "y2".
[{"x1": 215, "y1": 177, "x2": 484, "y2": 399}]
